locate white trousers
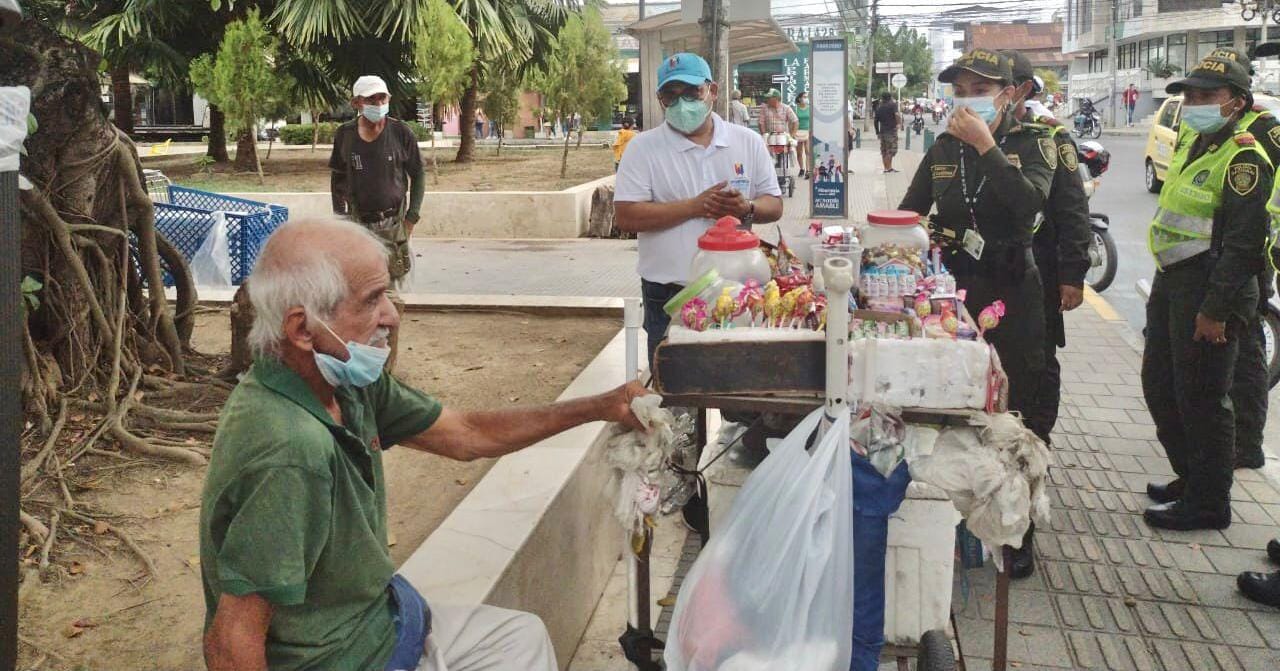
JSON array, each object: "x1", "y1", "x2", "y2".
[{"x1": 414, "y1": 603, "x2": 558, "y2": 671}]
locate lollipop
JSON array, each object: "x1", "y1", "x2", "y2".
[
  {"x1": 778, "y1": 290, "x2": 798, "y2": 329},
  {"x1": 914, "y1": 292, "x2": 932, "y2": 318},
  {"x1": 712, "y1": 287, "x2": 738, "y2": 328},
  {"x1": 940, "y1": 302, "x2": 959, "y2": 335},
  {"x1": 977, "y1": 300, "x2": 1006, "y2": 335},
  {"x1": 737, "y1": 281, "x2": 764, "y2": 325},
  {"x1": 788, "y1": 287, "x2": 815, "y2": 328},
  {"x1": 681, "y1": 297, "x2": 709, "y2": 331},
  {"x1": 763, "y1": 280, "x2": 782, "y2": 327}
]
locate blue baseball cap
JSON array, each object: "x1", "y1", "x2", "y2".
[{"x1": 657, "y1": 53, "x2": 712, "y2": 91}]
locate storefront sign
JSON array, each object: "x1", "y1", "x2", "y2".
[{"x1": 809, "y1": 38, "x2": 847, "y2": 218}]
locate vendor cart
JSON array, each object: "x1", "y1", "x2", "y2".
[
  {"x1": 618, "y1": 256, "x2": 1023, "y2": 671},
  {"x1": 767, "y1": 132, "x2": 796, "y2": 198}
]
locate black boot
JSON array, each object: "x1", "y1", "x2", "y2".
[
  {"x1": 1267, "y1": 539, "x2": 1280, "y2": 564},
  {"x1": 1146, "y1": 478, "x2": 1185, "y2": 504},
  {"x1": 1238, "y1": 571, "x2": 1280, "y2": 608},
  {"x1": 1236, "y1": 454, "x2": 1266, "y2": 469},
  {"x1": 1010, "y1": 525, "x2": 1036, "y2": 579},
  {"x1": 1143, "y1": 500, "x2": 1231, "y2": 531}
]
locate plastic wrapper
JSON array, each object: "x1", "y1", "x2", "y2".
[
  {"x1": 190, "y1": 211, "x2": 233, "y2": 287},
  {"x1": 665, "y1": 408, "x2": 853, "y2": 671},
  {"x1": 603, "y1": 395, "x2": 695, "y2": 532},
  {"x1": 0, "y1": 86, "x2": 31, "y2": 176},
  {"x1": 907, "y1": 413, "x2": 1053, "y2": 569}
]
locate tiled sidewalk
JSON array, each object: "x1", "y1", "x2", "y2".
[{"x1": 949, "y1": 301, "x2": 1280, "y2": 671}]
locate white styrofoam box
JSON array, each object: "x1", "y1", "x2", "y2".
[
  {"x1": 882, "y1": 492, "x2": 961, "y2": 646},
  {"x1": 850, "y1": 337, "x2": 990, "y2": 409}
]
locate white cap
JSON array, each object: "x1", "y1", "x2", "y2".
[
  {"x1": 1025, "y1": 100, "x2": 1053, "y2": 120},
  {"x1": 352, "y1": 75, "x2": 389, "y2": 98}
]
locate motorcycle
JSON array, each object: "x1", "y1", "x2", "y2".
[
  {"x1": 1077, "y1": 140, "x2": 1118, "y2": 292},
  {"x1": 1073, "y1": 99, "x2": 1103, "y2": 139},
  {"x1": 911, "y1": 113, "x2": 925, "y2": 135},
  {"x1": 932, "y1": 108, "x2": 943, "y2": 125}
]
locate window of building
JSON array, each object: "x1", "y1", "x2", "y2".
[
  {"x1": 1089, "y1": 49, "x2": 1109, "y2": 74},
  {"x1": 1168, "y1": 34, "x2": 1187, "y2": 74},
  {"x1": 1132, "y1": 0, "x2": 1143, "y2": 17},
  {"x1": 1247, "y1": 28, "x2": 1261, "y2": 58},
  {"x1": 1197, "y1": 30, "x2": 1234, "y2": 60}
]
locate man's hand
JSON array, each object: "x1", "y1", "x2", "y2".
[
  {"x1": 1193, "y1": 313, "x2": 1228, "y2": 344},
  {"x1": 602, "y1": 380, "x2": 652, "y2": 432},
  {"x1": 691, "y1": 181, "x2": 730, "y2": 219},
  {"x1": 404, "y1": 215, "x2": 418, "y2": 238},
  {"x1": 707, "y1": 186, "x2": 750, "y2": 220},
  {"x1": 1059, "y1": 285, "x2": 1084, "y2": 312},
  {"x1": 947, "y1": 107, "x2": 997, "y2": 154}
]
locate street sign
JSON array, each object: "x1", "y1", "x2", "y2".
[
  {"x1": 891, "y1": 73, "x2": 908, "y2": 89},
  {"x1": 875, "y1": 61, "x2": 904, "y2": 74},
  {"x1": 810, "y1": 38, "x2": 848, "y2": 218},
  {"x1": 771, "y1": 74, "x2": 789, "y2": 83}
]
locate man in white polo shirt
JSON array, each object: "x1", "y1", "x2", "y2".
[{"x1": 615, "y1": 52, "x2": 784, "y2": 362}]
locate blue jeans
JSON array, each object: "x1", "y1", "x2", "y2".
[
  {"x1": 641, "y1": 279, "x2": 684, "y2": 368},
  {"x1": 385, "y1": 575, "x2": 432, "y2": 671}
]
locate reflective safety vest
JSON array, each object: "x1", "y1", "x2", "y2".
[{"x1": 1149, "y1": 131, "x2": 1266, "y2": 270}]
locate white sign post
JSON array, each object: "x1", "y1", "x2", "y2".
[
  {"x1": 891, "y1": 73, "x2": 908, "y2": 106},
  {"x1": 809, "y1": 38, "x2": 848, "y2": 218}
]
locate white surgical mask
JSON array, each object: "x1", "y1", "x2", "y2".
[
  {"x1": 313, "y1": 321, "x2": 391, "y2": 388},
  {"x1": 361, "y1": 103, "x2": 389, "y2": 123},
  {"x1": 953, "y1": 95, "x2": 999, "y2": 124}
]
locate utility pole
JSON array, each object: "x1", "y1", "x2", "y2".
[
  {"x1": 639, "y1": 0, "x2": 645, "y2": 20},
  {"x1": 1108, "y1": 0, "x2": 1119, "y2": 128},
  {"x1": 700, "y1": 0, "x2": 731, "y2": 117},
  {"x1": 863, "y1": 0, "x2": 878, "y2": 133}
]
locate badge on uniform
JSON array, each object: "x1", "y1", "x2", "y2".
[
  {"x1": 1059, "y1": 143, "x2": 1078, "y2": 172},
  {"x1": 962, "y1": 228, "x2": 985, "y2": 260},
  {"x1": 932, "y1": 164, "x2": 957, "y2": 180},
  {"x1": 1038, "y1": 138, "x2": 1058, "y2": 169},
  {"x1": 1230, "y1": 163, "x2": 1260, "y2": 196},
  {"x1": 1269, "y1": 125, "x2": 1280, "y2": 149}
]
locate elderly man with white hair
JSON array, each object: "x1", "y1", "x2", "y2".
[{"x1": 199, "y1": 218, "x2": 647, "y2": 671}]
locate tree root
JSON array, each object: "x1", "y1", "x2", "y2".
[
  {"x1": 62, "y1": 509, "x2": 157, "y2": 578},
  {"x1": 109, "y1": 423, "x2": 206, "y2": 465},
  {"x1": 20, "y1": 510, "x2": 49, "y2": 543},
  {"x1": 21, "y1": 398, "x2": 67, "y2": 487},
  {"x1": 38, "y1": 510, "x2": 59, "y2": 576}
]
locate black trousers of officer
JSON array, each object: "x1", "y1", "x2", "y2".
[
  {"x1": 1230, "y1": 278, "x2": 1268, "y2": 467},
  {"x1": 1142, "y1": 262, "x2": 1239, "y2": 513},
  {"x1": 950, "y1": 247, "x2": 1047, "y2": 421},
  {"x1": 1027, "y1": 241, "x2": 1064, "y2": 444}
]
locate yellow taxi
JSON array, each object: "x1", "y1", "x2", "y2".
[{"x1": 1144, "y1": 93, "x2": 1280, "y2": 192}]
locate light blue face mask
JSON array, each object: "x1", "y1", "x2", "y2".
[
  {"x1": 953, "y1": 95, "x2": 1000, "y2": 124},
  {"x1": 361, "y1": 103, "x2": 389, "y2": 123},
  {"x1": 665, "y1": 98, "x2": 711, "y2": 134},
  {"x1": 313, "y1": 320, "x2": 390, "y2": 388},
  {"x1": 1180, "y1": 102, "x2": 1232, "y2": 134}
]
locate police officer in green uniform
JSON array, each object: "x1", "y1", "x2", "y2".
[
  {"x1": 901, "y1": 50, "x2": 1056, "y2": 577},
  {"x1": 1142, "y1": 53, "x2": 1272, "y2": 531},
  {"x1": 1001, "y1": 51, "x2": 1093, "y2": 447}
]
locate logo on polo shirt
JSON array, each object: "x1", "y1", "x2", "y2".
[{"x1": 734, "y1": 162, "x2": 745, "y2": 175}]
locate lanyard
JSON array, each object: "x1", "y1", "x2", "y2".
[{"x1": 957, "y1": 136, "x2": 1008, "y2": 229}]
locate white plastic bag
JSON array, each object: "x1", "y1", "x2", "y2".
[
  {"x1": 190, "y1": 211, "x2": 233, "y2": 287},
  {"x1": 665, "y1": 408, "x2": 853, "y2": 671}
]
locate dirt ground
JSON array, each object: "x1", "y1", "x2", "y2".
[
  {"x1": 17, "y1": 310, "x2": 620, "y2": 670},
  {"x1": 142, "y1": 144, "x2": 615, "y2": 193}
]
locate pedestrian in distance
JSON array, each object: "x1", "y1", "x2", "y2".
[
  {"x1": 1141, "y1": 53, "x2": 1272, "y2": 532},
  {"x1": 874, "y1": 91, "x2": 902, "y2": 173}
]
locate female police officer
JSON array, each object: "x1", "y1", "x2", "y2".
[
  {"x1": 900, "y1": 49, "x2": 1056, "y2": 578},
  {"x1": 1142, "y1": 53, "x2": 1272, "y2": 531}
]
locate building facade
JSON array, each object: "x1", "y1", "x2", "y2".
[{"x1": 1062, "y1": 0, "x2": 1277, "y2": 123}]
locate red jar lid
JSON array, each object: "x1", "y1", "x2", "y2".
[
  {"x1": 867, "y1": 210, "x2": 921, "y2": 226},
  {"x1": 698, "y1": 216, "x2": 760, "y2": 251}
]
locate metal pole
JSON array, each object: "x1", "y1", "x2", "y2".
[
  {"x1": 0, "y1": 83, "x2": 29, "y2": 671},
  {"x1": 1108, "y1": 0, "x2": 1119, "y2": 128},
  {"x1": 822, "y1": 257, "x2": 854, "y2": 422},
  {"x1": 862, "y1": 0, "x2": 878, "y2": 134},
  {"x1": 639, "y1": 0, "x2": 646, "y2": 20}
]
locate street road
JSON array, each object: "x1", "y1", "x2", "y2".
[{"x1": 1081, "y1": 133, "x2": 1158, "y2": 334}]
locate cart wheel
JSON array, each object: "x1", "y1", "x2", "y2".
[
  {"x1": 787, "y1": 179, "x2": 795, "y2": 198},
  {"x1": 917, "y1": 630, "x2": 956, "y2": 671}
]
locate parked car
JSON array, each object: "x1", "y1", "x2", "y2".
[{"x1": 1144, "y1": 93, "x2": 1280, "y2": 193}]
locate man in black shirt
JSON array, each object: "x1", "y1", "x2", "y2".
[
  {"x1": 330, "y1": 75, "x2": 425, "y2": 286},
  {"x1": 874, "y1": 92, "x2": 902, "y2": 173}
]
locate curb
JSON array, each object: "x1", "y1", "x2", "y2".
[
  {"x1": 1084, "y1": 286, "x2": 1146, "y2": 355},
  {"x1": 172, "y1": 287, "x2": 627, "y2": 317}
]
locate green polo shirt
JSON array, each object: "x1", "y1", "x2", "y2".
[{"x1": 200, "y1": 357, "x2": 441, "y2": 670}]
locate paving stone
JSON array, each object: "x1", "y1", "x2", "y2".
[
  {"x1": 1108, "y1": 383, "x2": 1144, "y2": 397},
  {"x1": 1231, "y1": 500, "x2": 1274, "y2": 527},
  {"x1": 1201, "y1": 607, "x2": 1266, "y2": 648},
  {"x1": 1194, "y1": 573, "x2": 1278, "y2": 612},
  {"x1": 1094, "y1": 436, "x2": 1159, "y2": 456},
  {"x1": 1203, "y1": 544, "x2": 1275, "y2": 576},
  {"x1": 1161, "y1": 540, "x2": 1217, "y2": 573},
  {"x1": 1114, "y1": 422, "x2": 1159, "y2": 440},
  {"x1": 1078, "y1": 419, "x2": 1122, "y2": 437},
  {"x1": 1221, "y1": 523, "x2": 1277, "y2": 551},
  {"x1": 1151, "y1": 636, "x2": 1191, "y2": 668},
  {"x1": 1067, "y1": 630, "x2": 1103, "y2": 668},
  {"x1": 1109, "y1": 599, "x2": 1140, "y2": 634},
  {"x1": 1108, "y1": 453, "x2": 1145, "y2": 473},
  {"x1": 1248, "y1": 610, "x2": 1280, "y2": 649},
  {"x1": 977, "y1": 589, "x2": 1058, "y2": 626},
  {"x1": 1153, "y1": 526, "x2": 1231, "y2": 547},
  {"x1": 1081, "y1": 406, "x2": 1138, "y2": 423},
  {"x1": 1232, "y1": 646, "x2": 1280, "y2": 669},
  {"x1": 1093, "y1": 633, "x2": 1134, "y2": 670},
  {"x1": 1124, "y1": 636, "x2": 1159, "y2": 671},
  {"x1": 1209, "y1": 644, "x2": 1247, "y2": 671},
  {"x1": 1137, "y1": 455, "x2": 1176, "y2": 476},
  {"x1": 1094, "y1": 394, "x2": 1147, "y2": 410},
  {"x1": 1239, "y1": 478, "x2": 1280, "y2": 505},
  {"x1": 1066, "y1": 381, "x2": 1113, "y2": 396},
  {"x1": 1124, "y1": 409, "x2": 1156, "y2": 425}
]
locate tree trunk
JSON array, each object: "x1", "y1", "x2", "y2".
[
  {"x1": 432, "y1": 102, "x2": 444, "y2": 132},
  {"x1": 207, "y1": 105, "x2": 229, "y2": 163},
  {"x1": 234, "y1": 130, "x2": 258, "y2": 173},
  {"x1": 455, "y1": 63, "x2": 480, "y2": 164},
  {"x1": 110, "y1": 64, "x2": 134, "y2": 134},
  {"x1": 217, "y1": 283, "x2": 254, "y2": 380},
  {"x1": 430, "y1": 132, "x2": 441, "y2": 185},
  {"x1": 560, "y1": 114, "x2": 572, "y2": 179},
  {"x1": 311, "y1": 109, "x2": 320, "y2": 152},
  {"x1": 576, "y1": 122, "x2": 585, "y2": 150}
]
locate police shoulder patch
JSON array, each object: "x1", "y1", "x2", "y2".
[
  {"x1": 1268, "y1": 125, "x2": 1280, "y2": 149},
  {"x1": 1059, "y1": 142, "x2": 1078, "y2": 172},
  {"x1": 1038, "y1": 137, "x2": 1057, "y2": 169},
  {"x1": 1230, "y1": 162, "x2": 1260, "y2": 196}
]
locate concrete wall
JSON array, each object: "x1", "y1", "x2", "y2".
[
  {"x1": 397, "y1": 329, "x2": 630, "y2": 669},
  {"x1": 228, "y1": 175, "x2": 613, "y2": 239}
]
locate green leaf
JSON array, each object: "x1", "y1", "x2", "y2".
[
  {"x1": 26, "y1": 113, "x2": 37, "y2": 136},
  {"x1": 21, "y1": 276, "x2": 42, "y2": 294}
]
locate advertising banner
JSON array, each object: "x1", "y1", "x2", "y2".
[{"x1": 809, "y1": 38, "x2": 847, "y2": 218}]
